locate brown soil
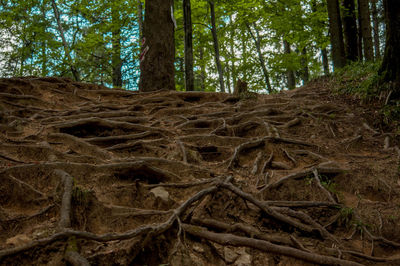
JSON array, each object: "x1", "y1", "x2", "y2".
[{"x1": 0, "y1": 76, "x2": 400, "y2": 265}]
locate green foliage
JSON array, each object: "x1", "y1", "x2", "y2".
[
  {"x1": 334, "y1": 60, "x2": 381, "y2": 97},
  {"x1": 0, "y1": 0, "x2": 331, "y2": 91},
  {"x1": 72, "y1": 186, "x2": 92, "y2": 207},
  {"x1": 338, "y1": 207, "x2": 354, "y2": 228}
]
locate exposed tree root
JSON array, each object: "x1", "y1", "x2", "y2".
[
  {"x1": 182, "y1": 224, "x2": 362, "y2": 266},
  {"x1": 55, "y1": 169, "x2": 74, "y2": 229},
  {"x1": 1, "y1": 78, "x2": 399, "y2": 265},
  {"x1": 64, "y1": 250, "x2": 90, "y2": 266}
]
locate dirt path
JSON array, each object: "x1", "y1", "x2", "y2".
[{"x1": 0, "y1": 77, "x2": 399, "y2": 265}]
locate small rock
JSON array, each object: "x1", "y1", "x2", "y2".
[
  {"x1": 192, "y1": 243, "x2": 205, "y2": 253},
  {"x1": 6, "y1": 234, "x2": 31, "y2": 246},
  {"x1": 150, "y1": 187, "x2": 169, "y2": 202},
  {"x1": 224, "y1": 247, "x2": 239, "y2": 263},
  {"x1": 234, "y1": 248, "x2": 252, "y2": 266},
  {"x1": 48, "y1": 154, "x2": 57, "y2": 161}
]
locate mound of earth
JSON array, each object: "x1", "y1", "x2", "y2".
[{"x1": 0, "y1": 77, "x2": 400, "y2": 265}]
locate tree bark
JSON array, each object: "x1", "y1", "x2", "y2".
[
  {"x1": 199, "y1": 47, "x2": 206, "y2": 91},
  {"x1": 371, "y1": 0, "x2": 381, "y2": 59},
  {"x1": 341, "y1": 0, "x2": 359, "y2": 61},
  {"x1": 327, "y1": 0, "x2": 347, "y2": 70},
  {"x1": 209, "y1": 0, "x2": 225, "y2": 93},
  {"x1": 283, "y1": 40, "x2": 296, "y2": 89},
  {"x1": 359, "y1": 0, "x2": 374, "y2": 61},
  {"x1": 246, "y1": 23, "x2": 273, "y2": 93},
  {"x1": 378, "y1": 0, "x2": 400, "y2": 98},
  {"x1": 51, "y1": 0, "x2": 80, "y2": 81},
  {"x1": 111, "y1": 2, "x2": 122, "y2": 88},
  {"x1": 301, "y1": 47, "x2": 309, "y2": 85},
  {"x1": 139, "y1": 0, "x2": 175, "y2": 92},
  {"x1": 137, "y1": 0, "x2": 143, "y2": 46},
  {"x1": 183, "y1": 0, "x2": 194, "y2": 91},
  {"x1": 229, "y1": 15, "x2": 237, "y2": 93},
  {"x1": 321, "y1": 48, "x2": 330, "y2": 75}
]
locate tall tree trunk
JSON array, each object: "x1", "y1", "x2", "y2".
[
  {"x1": 41, "y1": 4, "x2": 48, "y2": 77},
  {"x1": 111, "y1": 2, "x2": 122, "y2": 88},
  {"x1": 371, "y1": 0, "x2": 381, "y2": 59},
  {"x1": 246, "y1": 23, "x2": 273, "y2": 93},
  {"x1": 139, "y1": 0, "x2": 175, "y2": 92},
  {"x1": 341, "y1": 0, "x2": 359, "y2": 61},
  {"x1": 229, "y1": 15, "x2": 237, "y2": 93},
  {"x1": 199, "y1": 46, "x2": 206, "y2": 91},
  {"x1": 137, "y1": 0, "x2": 143, "y2": 46},
  {"x1": 241, "y1": 30, "x2": 248, "y2": 81},
  {"x1": 301, "y1": 47, "x2": 309, "y2": 84},
  {"x1": 327, "y1": 0, "x2": 346, "y2": 70},
  {"x1": 209, "y1": 0, "x2": 225, "y2": 93},
  {"x1": 283, "y1": 40, "x2": 296, "y2": 89},
  {"x1": 378, "y1": 0, "x2": 400, "y2": 98},
  {"x1": 357, "y1": 0, "x2": 364, "y2": 59},
  {"x1": 226, "y1": 65, "x2": 231, "y2": 94},
  {"x1": 183, "y1": 0, "x2": 194, "y2": 91},
  {"x1": 51, "y1": 0, "x2": 80, "y2": 81},
  {"x1": 321, "y1": 48, "x2": 330, "y2": 75},
  {"x1": 359, "y1": 0, "x2": 374, "y2": 61}
]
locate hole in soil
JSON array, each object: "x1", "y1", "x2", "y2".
[
  {"x1": 60, "y1": 123, "x2": 127, "y2": 138},
  {"x1": 114, "y1": 166, "x2": 166, "y2": 184},
  {"x1": 193, "y1": 120, "x2": 212, "y2": 128},
  {"x1": 223, "y1": 96, "x2": 240, "y2": 104},
  {"x1": 196, "y1": 146, "x2": 227, "y2": 162},
  {"x1": 182, "y1": 96, "x2": 201, "y2": 102}
]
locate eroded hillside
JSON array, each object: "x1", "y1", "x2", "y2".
[{"x1": 0, "y1": 77, "x2": 399, "y2": 265}]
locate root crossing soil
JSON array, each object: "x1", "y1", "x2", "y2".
[{"x1": 1, "y1": 77, "x2": 400, "y2": 265}]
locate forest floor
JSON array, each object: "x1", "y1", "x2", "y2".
[{"x1": 0, "y1": 77, "x2": 400, "y2": 266}]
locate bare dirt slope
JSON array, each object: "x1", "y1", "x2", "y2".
[{"x1": 0, "y1": 77, "x2": 400, "y2": 265}]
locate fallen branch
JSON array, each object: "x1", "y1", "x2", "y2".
[{"x1": 182, "y1": 224, "x2": 362, "y2": 266}]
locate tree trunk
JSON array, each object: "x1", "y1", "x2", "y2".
[
  {"x1": 137, "y1": 0, "x2": 143, "y2": 45},
  {"x1": 139, "y1": 0, "x2": 175, "y2": 92},
  {"x1": 241, "y1": 30, "x2": 248, "y2": 81},
  {"x1": 199, "y1": 47, "x2": 206, "y2": 91},
  {"x1": 359, "y1": 0, "x2": 374, "y2": 61},
  {"x1": 357, "y1": 0, "x2": 364, "y2": 59},
  {"x1": 111, "y1": 2, "x2": 122, "y2": 88},
  {"x1": 283, "y1": 40, "x2": 296, "y2": 89},
  {"x1": 51, "y1": 0, "x2": 80, "y2": 81},
  {"x1": 246, "y1": 23, "x2": 273, "y2": 94},
  {"x1": 371, "y1": 0, "x2": 381, "y2": 59},
  {"x1": 341, "y1": 0, "x2": 359, "y2": 61},
  {"x1": 301, "y1": 47, "x2": 309, "y2": 85},
  {"x1": 183, "y1": 0, "x2": 194, "y2": 91},
  {"x1": 378, "y1": 0, "x2": 400, "y2": 98},
  {"x1": 327, "y1": 0, "x2": 346, "y2": 70},
  {"x1": 209, "y1": 0, "x2": 225, "y2": 93},
  {"x1": 229, "y1": 15, "x2": 237, "y2": 93},
  {"x1": 321, "y1": 48, "x2": 330, "y2": 75}
]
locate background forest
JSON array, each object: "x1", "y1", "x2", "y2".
[{"x1": 0, "y1": 0, "x2": 385, "y2": 92}]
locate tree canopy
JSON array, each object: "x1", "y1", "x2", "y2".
[{"x1": 0, "y1": 0, "x2": 387, "y2": 92}]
